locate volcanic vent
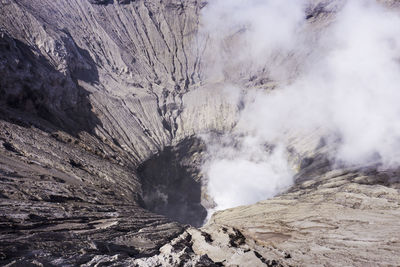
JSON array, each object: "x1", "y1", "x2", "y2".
[{"x1": 137, "y1": 137, "x2": 210, "y2": 227}]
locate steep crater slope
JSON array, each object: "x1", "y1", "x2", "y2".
[
  {"x1": 0, "y1": 1, "x2": 225, "y2": 265},
  {"x1": 1, "y1": 0, "x2": 400, "y2": 266},
  {"x1": 0, "y1": 0, "x2": 235, "y2": 265}
]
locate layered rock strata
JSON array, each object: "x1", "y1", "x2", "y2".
[{"x1": 0, "y1": 0, "x2": 400, "y2": 266}]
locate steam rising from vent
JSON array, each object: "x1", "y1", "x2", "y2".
[
  {"x1": 198, "y1": 0, "x2": 307, "y2": 82},
  {"x1": 199, "y1": 0, "x2": 400, "y2": 212},
  {"x1": 201, "y1": 134, "x2": 293, "y2": 211}
]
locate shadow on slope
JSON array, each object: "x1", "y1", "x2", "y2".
[
  {"x1": 0, "y1": 30, "x2": 101, "y2": 136},
  {"x1": 137, "y1": 137, "x2": 208, "y2": 228}
]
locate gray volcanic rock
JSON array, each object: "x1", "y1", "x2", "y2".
[
  {"x1": 0, "y1": 0, "x2": 400, "y2": 266},
  {"x1": 89, "y1": 0, "x2": 113, "y2": 5},
  {"x1": 0, "y1": 0, "x2": 235, "y2": 265},
  {"x1": 207, "y1": 166, "x2": 400, "y2": 266},
  {"x1": 89, "y1": 0, "x2": 137, "y2": 5}
]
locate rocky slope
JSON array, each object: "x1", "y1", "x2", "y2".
[
  {"x1": 0, "y1": 0, "x2": 400, "y2": 266},
  {"x1": 0, "y1": 0, "x2": 238, "y2": 265}
]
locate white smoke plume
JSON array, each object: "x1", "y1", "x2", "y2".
[
  {"x1": 198, "y1": 0, "x2": 307, "y2": 82},
  {"x1": 199, "y1": 0, "x2": 400, "y2": 212}
]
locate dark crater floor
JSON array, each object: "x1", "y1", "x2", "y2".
[{"x1": 137, "y1": 137, "x2": 208, "y2": 228}]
